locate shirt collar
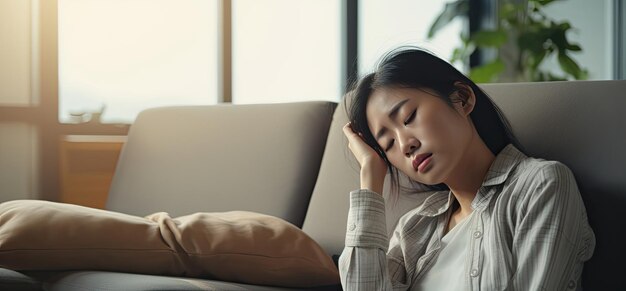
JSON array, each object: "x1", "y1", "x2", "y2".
[
  {"x1": 481, "y1": 144, "x2": 526, "y2": 187},
  {"x1": 471, "y1": 144, "x2": 526, "y2": 210},
  {"x1": 408, "y1": 190, "x2": 452, "y2": 217},
  {"x1": 414, "y1": 144, "x2": 526, "y2": 216}
]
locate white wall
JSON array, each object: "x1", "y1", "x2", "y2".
[{"x1": 541, "y1": 0, "x2": 614, "y2": 80}]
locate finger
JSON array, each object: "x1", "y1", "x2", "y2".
[
  {"x1": 342, "y1": 123, "x2": 358, "y2": 139},
  {"x1": 343, "y1": 122, "x2": 353, "y2": 132}
]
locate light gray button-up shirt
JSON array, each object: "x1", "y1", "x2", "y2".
[{"x1": 339, "y1": 144, "x2": 596, "y2": 290}]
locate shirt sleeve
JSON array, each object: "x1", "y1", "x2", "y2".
[
  {"x1": 338, "y1": 189, "x2": 412, "y2": 291},
  {"x1": 510, "y1": 162, "x2": 596, "y2": 291}
]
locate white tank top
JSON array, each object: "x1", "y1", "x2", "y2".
[{"x1": 414, "y1": 211, "x2": 474, "y2": 291}]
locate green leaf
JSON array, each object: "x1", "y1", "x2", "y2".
[
  {"x1": 428, "y1": 0, "x2": 469, "y2": 38},
  {"x1": 450, "y1": 48, "x2": 463, "y2": 63},
  {"x1": 532, "y1": 0, "x2": 561, "y2": 7},
  {"x1": 549, "y1": 26, "x2": 569, "y2": 53},
  {"x1": 518, "y1": 30, "x2": 550, "y2": 52},
  {"x1": 450, "y1": 43, "x2": 476, "y2": 63},
  {"x1": 557, "y1": 52, "x2": 583, "y2": 79},
  {"x1": 469, "y1": 59, "x2": 505, "y2": 83},
  {"x1": 545, "y1": 72, "x2": 568, "y2": 81},
  {"x1": 557, "y1": 22, "x2": 572, "y2": 31},
  {"x1": 471, "y1": 30, "x2": 508, "y2": 47},
  {"x1": 567, "y1": 44, "x2": 582, "y2": 51},
  {"x1": 528, "y1": 49, "x2": 548, "y2": 70},
  {"x1": 500, "y1": 3, "x2": 519, "y2": 21}
]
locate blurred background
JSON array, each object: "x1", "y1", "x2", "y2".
[{"x1": 1, "y1": 0, "x2": 623, "y2": 207}]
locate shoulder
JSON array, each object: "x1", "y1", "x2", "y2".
[
  {"x1": 505, "y1": 156, "x2": 582, "y2": 214},
  {"x1": 511, "y1": 156, "x2": 577, "y2": 195}
]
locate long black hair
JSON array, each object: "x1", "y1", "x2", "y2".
[{"x1": 345, "y1": 47, "x2": 522, "y2": 195}]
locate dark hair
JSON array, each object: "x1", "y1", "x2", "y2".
[{"x1": 345, "y1": 47, "x2": 522, "y2": 196}]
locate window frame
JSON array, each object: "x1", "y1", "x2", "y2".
[{"x1": 615, "y1": 0, "x2": 626, "y2": 79}]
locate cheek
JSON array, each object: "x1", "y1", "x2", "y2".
[
  {"x1": 386, "y1": 151, "x2": 414, "y2": 176},
  {"x1": 386, "y1": 152, "x2": 405, "y2": 170},
  {"x1": 423, "y1": 108, "x2": 468, "y2": 143}
]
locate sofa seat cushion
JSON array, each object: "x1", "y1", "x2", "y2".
[
  {"x1": 0, "y1": 268, "x2": 41, "y2": 291},
  {"x1": 0, "y1": 200, "x2": 339, "y2": 288},
  {"x1": 29, "y1": 271, "x2": 341, "y2": 291}
]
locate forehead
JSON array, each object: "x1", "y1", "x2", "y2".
[
  {"x1": 367, "y1": 87, "x2": 406, "y2": 110},
  {"x1": 365, "y1": 87, "x2": 412, "y2": 133},
  {"x1": 366, "y1": 87, "x2": 429, "y2": 120}
]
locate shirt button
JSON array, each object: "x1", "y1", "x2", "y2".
[
  {"x1": 348, "y1": 224, "x2": 356, "y2": 231},
  {"x1": 473, "y1": 231, "x2": 482, "y2": 238},
  {"x1": 470, "y1": 269, "x2": 479, "y2": 277},
  {"x1": 568, "y1": 280, "x2": 576, "y2": 289}
]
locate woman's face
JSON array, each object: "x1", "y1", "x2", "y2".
[{"x1": 366, "y1": 86, "x2": 474, "y2": 185}]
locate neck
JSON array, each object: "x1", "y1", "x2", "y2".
[{"x1": 443, "y1": 136, "x2": 496, "y2": 217}]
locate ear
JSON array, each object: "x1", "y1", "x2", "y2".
[{"x1": 451, "y1": 81, "x2": 476, "y2": 117}]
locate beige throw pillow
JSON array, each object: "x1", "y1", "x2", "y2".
[{"x1": 0, "y1": 200, "x2": 339, "y2": 287}]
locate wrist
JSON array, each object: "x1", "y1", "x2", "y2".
[{"x1": 360, "y1": 165, "x2": 386, "y2": 195}]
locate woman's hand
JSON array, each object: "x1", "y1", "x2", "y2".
[{"x1": 342, "y1": 122, "x2": 387, "y2": 195}]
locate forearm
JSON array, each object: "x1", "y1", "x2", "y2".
[
  {"x1": 359, "y1": 160, "x2": 386, "y2": 195},
  {"x1": 339, "y1": 247, "x2": 396, "y2": 291},
  {"x1": 339, "y1": 190, "x2": 409, "y2": 291}
]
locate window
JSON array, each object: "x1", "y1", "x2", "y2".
[
  {"x1": 358, "y1": 0, "x2": 464, "y2": 75},
  {"x1": 0, "y1": 0, "x2": 37, "y2": 106},
  {"x1": 231, "y1": 0, "x2": 342, "y2": 104},
  {"x1": 541, "y1": 0, "x2": 616, "y2": 80},
  {"x1": 0, "y1": 0, "x2": 39, "y2": 202},
  {"x1": 58, "y1": 0, "x2": 219, "y2": 124}
]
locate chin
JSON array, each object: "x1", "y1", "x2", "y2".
[
  {"x1": 399, "y1": 165, "x2": 443, "y2": 185},
  {"x1": 407, "y1": 169, "x2": 446, "y2": 186},
  {"x1": 408, "y1": 174, "x2": 441, "y2": 186}
]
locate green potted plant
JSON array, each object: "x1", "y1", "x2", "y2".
[{"x1": 429, "y1": 0, "x2": 588, "y2": 82}]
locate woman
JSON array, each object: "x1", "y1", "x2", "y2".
[{"x1": 339, "y1": 47, "x2": 595, "y2": 290}]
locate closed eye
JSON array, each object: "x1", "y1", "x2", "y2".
[
  {"x1": 404, "y1": 109, "x2": 416, "y2": 126},
  {"x1": 385, "y1": 139, "x2": 394, "y2": 152}
]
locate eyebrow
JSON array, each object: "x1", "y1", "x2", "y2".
[{"x1": 375, "y1": 98, "x2": 410, "y2": 141}]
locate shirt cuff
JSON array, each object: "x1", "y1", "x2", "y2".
[{"x1": 345, "y1": 189, "x2": 389, "y2": 251}]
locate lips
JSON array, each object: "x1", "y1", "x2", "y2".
[{"x1": 412, "y1": 153, "x2": 433, "y2": 171}]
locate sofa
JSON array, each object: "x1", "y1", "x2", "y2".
[{"x1": 1, "y1": 80, "x2": 624, "y2": 290}]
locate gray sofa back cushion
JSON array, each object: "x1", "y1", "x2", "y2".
[
  {"x1": 304, "y1": 80, "x2": 626, "y2": 290},
  {"x1": 107, "y1": 102, "x2": 336, "y2": 227},
  {"x1": 483, "y1": 80, "x2": 626, "y2": 290},
  {"x1": 301, "y1": 98, "x2": 358, "y2": 256}
]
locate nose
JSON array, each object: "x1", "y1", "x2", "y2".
[{"x1": 397, "y1": 131, "x2": 419, "y2": 158}]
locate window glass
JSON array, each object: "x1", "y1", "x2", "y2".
[
  {"x1": 58, "y1": 0, "x2": 218, "y2": 124},
  {"x1": 541, "y1": 0, "x2": 614, "y2": 80},
  {"x1": 0, "y1": 0, "x2": 36, "y2": 106},
  {"x1": 232, "y1": 0, "x2": 342, "y2": 104},
  {"x1": 359, "y1": 0, "x2": 464, "y2": 75}
]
